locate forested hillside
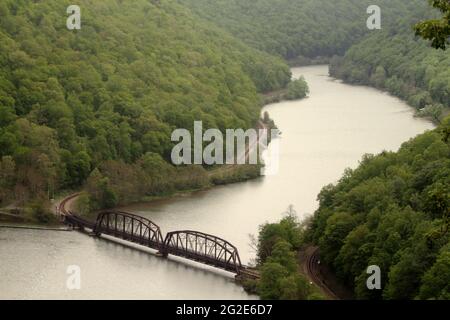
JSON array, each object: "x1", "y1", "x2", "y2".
[
  {"x1": 330, "y1": 17, "x2": 450, "y2": 122},
  {"x1": 306, "y1": 118, "x2": 450, "y2": 299},
  {"x1": 183, "y1": 0, "x2": 449, "y2": 120},
  {"x1": 0, "y1": 0, "x2": 291, "y2": 212},
  {"x1": 180, "y1": 0, "x2": 432, "y2": 59}
]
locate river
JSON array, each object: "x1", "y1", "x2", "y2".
[{"x1": 0, "y1": 65, "x2": 435, "y2": 299}]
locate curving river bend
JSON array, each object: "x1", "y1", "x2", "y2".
[{"x1": 0, "y1": 66, "x2": 435, "y2": 299}]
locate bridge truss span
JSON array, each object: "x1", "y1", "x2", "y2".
[
  {"x1": 163, "y1": 230, "x2": 243, "y2": 274},
  {"x1": 93, "y1": 211, "x2": 164, "y2": 250},
  {"x1": 60, "y1": 194, "x2": 248, "y2": 275}
]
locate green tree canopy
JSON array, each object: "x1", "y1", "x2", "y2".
[{"x1": 415, "y1": 0, "x2": 450, "y2": 50}]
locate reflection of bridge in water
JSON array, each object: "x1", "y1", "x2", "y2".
[{"x1": 59, "y1": 195, "x2": 258, "y2": 279}]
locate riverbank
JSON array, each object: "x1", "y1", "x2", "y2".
[
  {"x1": 66, "y1": 162, "x2": 264, "y2": 221},
  {"x1": 0, "y1": 202, "x2": 67, "y2": 229},
  {"x1": 0, "y1": 190, "x2": 78, "y2": 225},
  {"x1": 287, "y1": 56, "x2": 331, "y2": 67},
  {"x1": 287, "y1": 61, "x2": 446, "y2": 125},
  {"x1": 0, "y1": 206, "x2": 60, "y2": 226},
  {"x1": 72, "y1": 118, "x2": 271, "y2": 218},
  {"x1": 260, "y1": 75, "x2": 309, "y2": 105},
  {"x1": 0, "y1": 223, "x2": 71, "y2": 231},
  {"x1": 0, "y1": 123, "x2": 267, "y2": 225},
  {"x1": 0, "y1": 162, "x2": 263, "y2": 225},
  {"x1": 328, "y1": 62, "x2": 449, "y2": 125},
  {"x1": 261, "y1": 88, "x2": 289, "y2": 105},
  {"x1": 330, "y1": 73, "x2": 449, "y2": 125}
]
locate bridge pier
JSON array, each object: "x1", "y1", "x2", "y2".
[{"x1": 156, "y1": 251, "x2": 168, "y2": 258}]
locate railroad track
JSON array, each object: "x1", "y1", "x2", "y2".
[
  {"x1": 58, "y1": 193, "x2": 96, "y2": 230},
  {"x1": 58, "y1": 192, "x2": 80, "y2": 216},
  {"x1": 306, "y1": 247, "x2": 339, "y2": 300}
]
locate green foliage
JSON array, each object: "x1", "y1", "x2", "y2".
[
  {"x1": 267, "y1": 240, "x2": 298, "y2": 273},
  {"x1": 286, "y1": 76, "x2": 309, "y2": 100},
  {"x1": 258, "y1": 260, "x2": 322, "y2": 300},
  {"x1": 30, "y1": 199, "x2": 54, "y2": 223},
  {"x1": 307, "y1": 119, "x2": 450, "y2": 299},
  {"x1": 257, "y1": 211, "x2": 303, "y2": 264},
  {"x1": 85, "y1": 168, "x2": 118, "y2": 210},
  {"x1": 319, "y1": 212, "x2": 358, "y2": 266},
  {"x1": 81, "y1": 152, "x2": 215, "y2": 211},
  {"x1": 181, "y1": 0, "x2": 432, "y2": 59},
  {"x1": 184, "y1": 0, "x2": 448, "y2": 117},
  {"x1": 415, "y1": 0, "x2": 450, "y2": 50},
  {"x1": 256, "y1": 208, "x2": 325, "y2": 300},
  {"x1": 0, "y1": 0, "x2": 291, "y2": 207},
  {"x1": 258, "y1": 262, "x2": 291, "y2": 299},
  {"x1": 330, "y1": 9, "x2": 450, "y2": 121},
  {"x1": 210, "y1": 164, "x2": 262, "y2": 185},
  {"x1": 419, "y1": 244, "x2": 450, "y2": 299},
  {"x1": 74, "y1": 193, "x2": 91, "y2": 217}
]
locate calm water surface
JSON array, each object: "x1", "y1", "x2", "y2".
[{"x1": 0, "y1": 66, "x2": 434, "y2": 299}]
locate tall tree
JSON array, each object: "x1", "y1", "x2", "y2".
[{"x1": 415, "y1": 0, "x2": 450, "y2": 49}]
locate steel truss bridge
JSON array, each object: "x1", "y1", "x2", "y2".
[{"x1": 60, "y1": 196, "x2": 255, "y2": 277}]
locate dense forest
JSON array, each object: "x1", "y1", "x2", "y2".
[
  {"x1": 1, "y1": 0, "x2": 449, "y2": 300},
  {"x1": 180, "y1": 0, "x2": 434, "y2": 59},
  {"x1": 183, "y1": 0, "x2": 449, "y2": 120},
  {"x1": 306, "y1": 118, "x2": 450, "y2": 299},
  {"x1": 330, "y1": 21, "x2": 450, "y2": 122},
  {"x1": 2, "y1": 0, "x2": 448, "y2": 216},
  {"x1": 249, "y1": 207, "x2": 324, "y2": 300},
  {"x1": 224, "y1": 0, "x2": 449, "y2": 300},
  {"x1": 0, "y1": 0, "x2": 291, "y2": 215},
  {"x1": 254, "y1": 119, "x2": 449, "y2": 300}
]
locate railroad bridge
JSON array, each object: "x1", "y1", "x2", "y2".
[{"x1": 59, "y1": 196, "x2": 258, "y2": 278}]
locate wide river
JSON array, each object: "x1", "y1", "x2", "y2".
[{"x1": 0, "y1": 66, "x2": 434, "y2": 299}]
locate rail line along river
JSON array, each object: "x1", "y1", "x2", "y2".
[{"x1": 0, "y1": 65, "x2": 435, "y2": 299}]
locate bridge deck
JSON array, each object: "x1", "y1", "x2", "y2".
[
  {"x1": 62, "y1": 211, "x2": 249, "y2": 275},
  {"x1": 98, "y1": 228, "x2": 163, "y2": 251}
]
